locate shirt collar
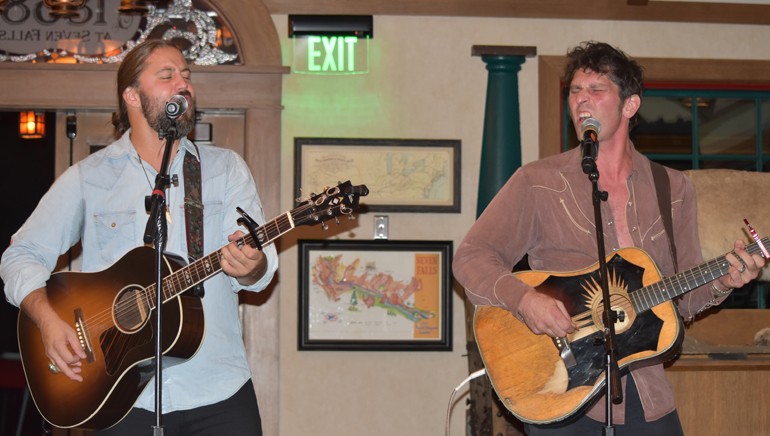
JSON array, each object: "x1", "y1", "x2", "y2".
[
  {"x1": 559, "y1": 144, "x2": 648, "y2": 181},
  {"x1": 106, "y1": 129, "x2": 199, "y2": 161}
]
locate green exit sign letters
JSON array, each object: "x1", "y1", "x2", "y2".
[{"x1": 292, "y1": 36, "x2": 369, "y2": 75}]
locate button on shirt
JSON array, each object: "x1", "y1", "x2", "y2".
[{"x1": 1, "y1": 130, "x2": 278, "y2": 413}]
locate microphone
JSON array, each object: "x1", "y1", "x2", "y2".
[
  {"x1": 164, "y1": 94, "x2": 188, "y2": 120},
  {"x1": 580, "y1": 117, "x2": 601, "y2": 174}
]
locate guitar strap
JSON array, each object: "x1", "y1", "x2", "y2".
[
  {"x1": 184, "y1": 145, "x2": 205, "y2": 297},
  {"x1": 650, "y1": 161, "x2": 679, "y2": 273}
]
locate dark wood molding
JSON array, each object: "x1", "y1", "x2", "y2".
[
  {"x1": 471, "y1": 45, "x2": 537, "y2": 58},
  {"x1": 264, "y1": 0, "x2": 770, "y2": 25}
]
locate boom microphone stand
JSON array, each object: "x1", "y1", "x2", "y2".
[
  {"x1": 580, "y1": 123, "x2": 623, "y2": 436},
  {"x1": 142, "y1": 95, "x2": 187, "y2": 435}
]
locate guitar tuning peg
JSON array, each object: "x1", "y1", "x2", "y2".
[
  {"x1": 295, "y1": 188, "x2": 307, "y2": 204},
  {"x1": 334, "y1": 217, "x2": 340, "y2": 225},
  {"x1": 321, "y1": 222, "x2": 328, "y2": 230}
]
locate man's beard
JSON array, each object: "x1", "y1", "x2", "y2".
[{"x1": 139, "y1": 90, "x2": 195, "y2": 139}]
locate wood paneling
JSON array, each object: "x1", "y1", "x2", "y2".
[
  {"x1": 0, "y1": 2, "x2": 286, "y2": 435},
  {"x1": 263, "y1": 0, "x2": 770, "y2": 25}
]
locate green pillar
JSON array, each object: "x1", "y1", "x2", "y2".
[
  {"x1": 473, "y1": 46, "x2": 536, "y2": 217},
  {"x1": 467, "y1": 45, "x2": 536, "y2": 436}
]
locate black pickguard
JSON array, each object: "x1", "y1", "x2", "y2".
[{"x1": 535, "y1": 254, "x2": 670, "y2": 390}]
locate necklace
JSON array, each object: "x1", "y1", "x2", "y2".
[{"x1": 138, "y1": 156, "x2": 172, "y2": 224}]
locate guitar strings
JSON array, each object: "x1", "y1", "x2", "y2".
[
  {"x1": 567, "y1": 297, "x2": 636, "y2": 331},
  {"x1": 78, "y1": 200, "x2": 338, "y2": 349}
]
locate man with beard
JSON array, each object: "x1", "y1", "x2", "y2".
[{"x1": 0, "y1": 40, "x2": 278, "y2": 434}]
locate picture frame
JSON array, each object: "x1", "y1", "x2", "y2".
[
  {"x1": 294, "y1": 137, "x2": 461, "y2": 213},
  {"x1": 298, "y1": 239, "x2": 453, "y2": 351}
]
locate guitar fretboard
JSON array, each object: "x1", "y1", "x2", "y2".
[
  {"x1": 630, "y1": 236, "x2": 769, "y2": 312},
  {"x1": 145, "y1": 210, "x2": 297, "y2": 308}
]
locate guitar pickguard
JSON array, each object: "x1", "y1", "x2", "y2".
[{"x1": 535, "y1": 254, "x2": 665, "y2": 390}]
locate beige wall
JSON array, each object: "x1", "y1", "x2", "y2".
[{"x1": 269, "y1": 14, "x2": 770, "y2": 436}]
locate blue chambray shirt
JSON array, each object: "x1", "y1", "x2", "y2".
[{"x1": 1, "y1": 130, "x2": 278, "y2": 413}]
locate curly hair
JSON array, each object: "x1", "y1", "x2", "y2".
[{"x1": 563, "y1": 41, "x2": 644, "y2": 125}]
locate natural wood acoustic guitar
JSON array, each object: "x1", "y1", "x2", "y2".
[{"x1": 474, "y1": 240, "x2": 768, "y2": 425}]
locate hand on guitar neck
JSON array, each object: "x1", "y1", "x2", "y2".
[
  {"x1": 517, "y1": 290, "x2": 577, "y2": 338},
  {"x1": 718, "y1": 239, "x2": 765, "y2": 293},
  {"x1": 222, "y1": 230, "x2": 268, "y2": 286}
]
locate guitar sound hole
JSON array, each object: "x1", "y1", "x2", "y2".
[{"x1": 113, "y1": 286, "x2": 151, "y2": 333}]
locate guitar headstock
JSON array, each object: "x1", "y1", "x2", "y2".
[{"x1": 293, "y1": 181, "x2": 369, "y2": 229}]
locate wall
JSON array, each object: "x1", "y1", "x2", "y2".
[{"x1": 270, "y1": 14, "x2": 770, "y2": 436}]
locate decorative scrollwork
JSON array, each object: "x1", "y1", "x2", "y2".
[{"x1": 0, "y1": 0, "x2": 239, "y2": 65}]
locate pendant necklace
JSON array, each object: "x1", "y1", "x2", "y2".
[{"x1": 138, "y1": 156, "x2": 172, "y2": 224}]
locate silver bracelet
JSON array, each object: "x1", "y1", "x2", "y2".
[{"x1": 710, "y1": 281, "x2": 733, "y2": 297}]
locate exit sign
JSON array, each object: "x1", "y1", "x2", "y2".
[{"x1": 292, "y1": 36, "x2": 369, "y2": 75}]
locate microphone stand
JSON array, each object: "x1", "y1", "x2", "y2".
[
  {"x1": 142, "y1": 124, "x2": 177, "y2": 436},
  {"x1": 581, "y1": 139, "x2": 623, "y2": 436}
]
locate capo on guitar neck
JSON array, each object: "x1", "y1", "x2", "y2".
[
  {"x1": 744, "y1": 218, "x2": 769, "y2": 259},
  {"x1": 236, "y1": 207, "x2": 263, "y2": 251}
]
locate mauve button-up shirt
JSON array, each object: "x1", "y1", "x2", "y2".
[{"x1": 454, "y1": 146, "x2": 727, "y2": 424}]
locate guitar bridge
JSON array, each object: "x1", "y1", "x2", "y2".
[
  {"x1": 75, "y1": 308, "x2": 96, "y2": 363},
  {"x1": 552, "y1": 336, "x2": 576, "y2": 368}
]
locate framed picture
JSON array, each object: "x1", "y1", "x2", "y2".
[
  {"x1": 294, "y1": 137, "x2": 461, "y2": 213},
  {"x1": 298, "y1": 239, "x2": 453, "y2": 351}
]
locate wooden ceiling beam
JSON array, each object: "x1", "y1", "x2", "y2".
[{"x1": 263, "y1": 0, "x2": 770, "y2": 25}]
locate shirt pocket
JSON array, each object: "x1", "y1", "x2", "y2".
[
  {"x1": 93, "y1": 210, "x2": 136, "y2": 255},
  {"x1": 202, "y1": 200, "x2": 224, "y2": 248}
]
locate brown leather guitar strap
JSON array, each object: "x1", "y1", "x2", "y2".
[
  {"x1": 184, "y1": 145, "x2": 205, "y2": 297},
  {"x1": 650, "y1": 161, "x2": 678, "y2": 273}
]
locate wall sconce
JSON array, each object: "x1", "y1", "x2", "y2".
[
  {"x1": 44, "y1": 0, "x2": 88, "y2": 17},
  {"x1": 19, "y1": 111, "x2": 46, "y2": 139},
  {"x1": 118, "y1": 0, "x2": 153, "y2": 14}
]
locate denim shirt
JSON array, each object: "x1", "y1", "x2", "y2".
[
  {"x1": 453, "y1": 146, "x2": 726, "y2": 423},
  {"x1": 1, "y1": 130, "x2": 278, "y2": 413}
]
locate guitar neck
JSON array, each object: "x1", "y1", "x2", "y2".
[
  {"x1": 631, "y1": 235, "x2": 769, "y2": 312},
  {"x1": 147, "y1": 211, "x2": 294, "y2": 307}
]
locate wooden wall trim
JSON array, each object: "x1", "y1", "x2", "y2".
[
  {"x1": 538, "y1": 55, "x2": 770, "y2": 159},
  {"x1": 0, "y1": 3, "x2": 286, "y2": 435},
  {"x1": 212, "y1": 0, "x2": 283, "y2": 66},
  {"x1": 263, "y1": 0, "x2": 770, "y2": 25}
]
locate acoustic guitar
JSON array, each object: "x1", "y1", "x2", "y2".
[
  {"x1": 474, "y1": 240, "x2": 768, "y2": 425},
  {"x1": 17, "y1": 181, "x2": 368, "y2": 430}
]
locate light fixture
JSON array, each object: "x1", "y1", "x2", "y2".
[
  {"x1": 44, "y1": 0, "x2": 88, "y2": 17},
  {"x1": 19, "y1": 111, "x2": 46, "y2": 139},
  {"x1": 118, "y1": 0, "x2": 153, "y2": 14}
]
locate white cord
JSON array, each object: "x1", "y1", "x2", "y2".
[{"x1": 445, "y1": 368, "x2": 487, "y2": 436}]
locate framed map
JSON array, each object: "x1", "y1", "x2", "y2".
[
  {"x1": 298, "y1": 239, "x2": 453, "y2": 351},
  {"x1": 294, "y1": 138, "x2": 461, "y2": 212}
]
